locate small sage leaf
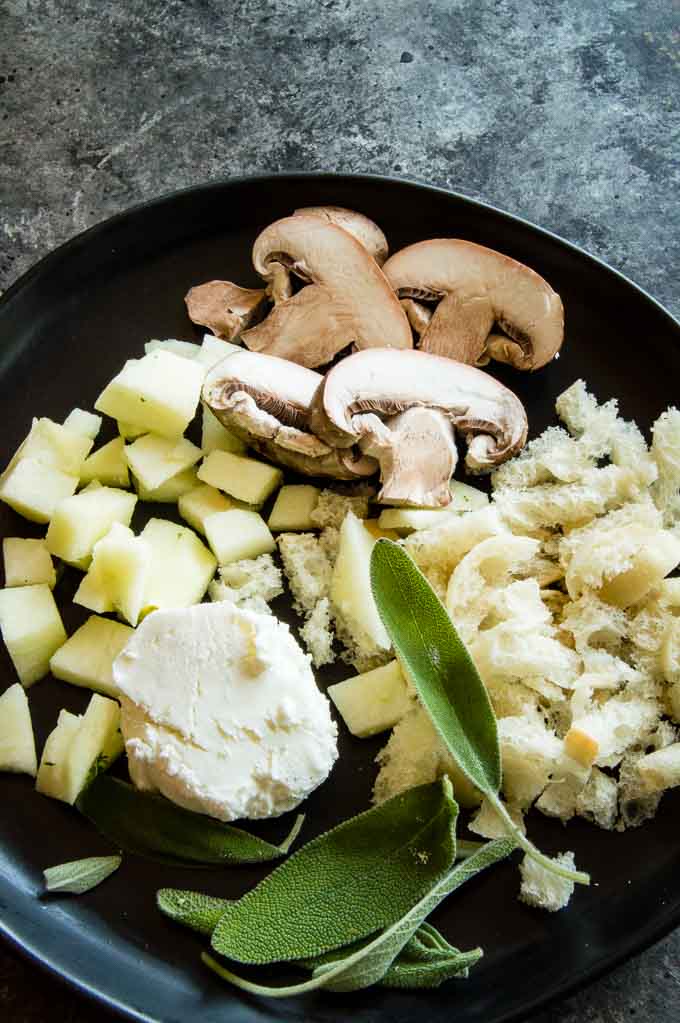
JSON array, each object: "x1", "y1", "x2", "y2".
[
  {"x1": 380, "y1": 947, "x2": 482, "y2": 988},
  {"x1": 157, "y1": 890, "x2": 231, "y2": 935},
  {"x1": 203, "y1": 837, "x2": 513, "y2": 997},
  {"x1": 77, "y1": 775, "x2": 304, "y2": 866},
  {"x1": 211, "y1": 778, "x2": 458, "y2": 964},
  {"x1": 43, "y1": 855, "x2": 121, "y2": 895},
  {"x1": 370, "y1": 541, "x2": 590, "y2": 888}
]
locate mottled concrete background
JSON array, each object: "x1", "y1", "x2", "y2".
[{"x1": 1, "y1": 0, "x2": 680, "y2": 1020}]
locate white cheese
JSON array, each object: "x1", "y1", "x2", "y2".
[{"x1": 113, "y1": 602, "x2": 338, "y2": 821}]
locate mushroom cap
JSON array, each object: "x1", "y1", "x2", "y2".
[
  {"x1": 185, "y1": 281, "x2": 266, "y2": 340},
  {"x1": 203, "y1": 349, "x2": 377, "y2": 480},
  {"x1": 383, "y1": 239, "x2": 564, "y2": 370},
  {"x1": 294, "y1": 206, "x2": 389, "y2": 266},
  {"x1": 242, "y1": 215, "x2": 412, "y2": 368},
  {"x1": 311, "y1": 347, "x2": 528, "y2": 473}
]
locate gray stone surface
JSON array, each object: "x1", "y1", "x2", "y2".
[{"x1": 1, "y1": 0, "x2": 679, "y2": 1020}]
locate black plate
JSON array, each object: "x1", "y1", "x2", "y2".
[{"x1": 1, "y1": 174, "x2": 680, "y2": 1023}]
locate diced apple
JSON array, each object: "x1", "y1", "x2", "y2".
[
  {"x1": 46, "y1": 485, "x2": 137, "y2": 567},
  {"x1": 3, "y1": 538, "x2": 56, "y2": 588},
  {"x1": 0, "y1": 457, "x2": 79, "y2": 523},
  {"x1": 133, "y1": 466, "x2": 199, "y2": 503},
  {"x1": 20, "y1": 417, "x2": 94, "y2": 475},
  {"x1": 63, "y1": 408, "x2": 102, "y2": 440},
  {"x1": 204, "y1": 509, "x2": 275, "y2": 565},
  {"x1": 331, "y1": 511, "x2": 391, "y2": 653},
  {"x1": 328, "y1": 661, "x2": 412, "y2": 737},
  {"x1": 378, "y1": 482, "x2": 488, "y2": 534},
  {"x1": 201, "y1": 404, "x2": 247, "y2": 455},
  {"x1": 144, "y1": 338, "x2": 202, "y2": 361},
  {"x1": 268, "y1": 485, "x2": 320, "y2": 532},
  {"x1": 0, "y1": 683, "x2": 37, "y2": 775},
  {"x1": 196, "y1": 334, "x2": 241, "y2": 369},
  {"x1": 36, "y1": 708, "x2": 82, "y2": 799},
  {"x1": 178, "y1": 483, "x2": 233, "y2": 535},
  {"x1": 125, "y1": 434, "x2": 202, "y2": 492},
  {"x1": 140, "y1": 518, "x2": 216, "y2": 611},
  {"x1": 363, "y1": 520, "x2": 401, "y2": 542},
  {"x1": 117, "y1": 420, "x2": 147, "y2": 440},
  {"x1": 198, "y1": 450, "x2": 282, "y2": 505},
  {"x1": 94, "y1": 350, "x2": 204, "y2": 438},
  {"x1": 61, "y1": 693, "x2": 123, "y2": 804},
  {"x1": 80, "y1": 436, "x2": 130, "y2": 487},
  {"x1": 50, "y1": 615, "x2": 133, "y2": 698},
  {"x1": 0, "y1": 584, "x2": 67, "y2": 686},
  {"x1": 75, "y1": 524, "x2": 150, "y2": 626},
  {"x1": 637, "y1": 743, "x2": 680, "y2": 792}
]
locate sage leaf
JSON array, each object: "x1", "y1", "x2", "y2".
[
  {"x1": 43, "y1": 855, "x2": 121, "y2": 894},
  {"x1": 380, "y1": 948, "x2": 481, "y2": 988},
  {"x1": 370, "y1": 540, "x2": 590, "y2": 888},
  {"x1": 211, "y1": 778, "x2": 458, "y2": 964},
  {"x1": 157, "y1": 889, "x2": 231, "y2": 935},
  {"x1": 203, "y1": 837, "x2": 513, "y2": 996},
  {"x1": 77, "y1": 775, "x2": 304, "y2": 866}
]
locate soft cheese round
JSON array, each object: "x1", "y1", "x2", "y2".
[{"x1": 113, "y1": 601, "x2": 338, "y2": 821}]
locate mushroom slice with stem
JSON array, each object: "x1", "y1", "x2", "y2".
[
  {"x1": 241, "y1": 215, "x2": 412, "y2": 369},
  {"x1": 294, "y1": 206, "x2": 389, "y2": 266},
  {"x1": 203, "y1": 350, "x2": 377, "y2": 480},
  {"x1": 185, "y1": 281, "x2": 267, "y2": 340},
  {"x1": 311, "y1": 348, "x2": 528, "y2": 505},
  {"x1": 383, "y1": 239, "x2": 564, "y2": 370}
]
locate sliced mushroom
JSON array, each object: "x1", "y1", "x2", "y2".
[
  {"x1": 358, "y1": 407, "x2": 458, "y2": 506},
  {"x1": 203, "y1": 349, "x2": 377, "y2": 479},
  {"x1": 241, "y1": 214, "x2": 412, "y2": 368},
  {"x1": 185, "y1": 281, "x2": 267, "y2": 340},
  {"x1": 294, "y1": 206, "x2": 389, "y2": 266},
  {"x1": 383, "y1": 239, "x2": 564, "y2": 370},
  {"x1": 311, "y1": 348, "x2": 528, "y2": 505},
  {"x1": 400, "y1": 298, "x2": 432, "y2": 338}
]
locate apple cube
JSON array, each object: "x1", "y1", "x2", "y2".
[
  {"x1": 268, "y1": 485, "x2": 320, "y2": 532},
  {"x1": 0, "y1": 683, "x2": 37, "y2": 775},
  {"x1": 204, "y1": 509, "x2": 275, "y2": 565},
  {"x1": 133, "y1": 466, "x2": 199, "y2": 503},
  {"x1": 20, "y1": 417, "x2": 94, "y2": 475},
  {"x1": 201, "y1": 404, "x2": 246, "y2": 455},
  {"x1": 328, "y1": 661, "x2": 412, "y2": 737},
  {"x1": 95, "y1": 350, "x2": 204, "y2": 438},
  {"x1": 198, "y1": 450, "x2": 282, "y2": 505},
  {"x1": 0, "y1": 584, "x2": 67, "y2": 686},
  {"x1": 50, "y1": 615, "x2": 133, "y2": 698},
  {"x1": 117, "y1": 420, "x2": 147, "y2": 440},
  {"x1": 3, "y1": 538, "x2": 56, "y2": 588},
  {"x1": 140, "y1": 518, "x2": 216, "y2": 611},
  {"x1": 197, "y1": 334, "x2": 241, "y2": 369},
  {"x1": 331, "y1": 511, "x2": 391, "y2": 653},
  {"x1": 61, "y1": 693, "x2": 123, "y2": 804},
  {"x1": 144, "y1": 338, "x2": 202, "y2": 361},
  {"x1": 178, "y1": 483, "x2": 233, "y2": 535},
  {"x1": 36, "y1": 708, "x2": 82, "y2": 799},
  {"x1": 0, "y1": 457, "x2": 79, "y2": 523},
  {"x1": 46, "y1": 485, "x2": 137, "y2": 567},
  {"x1": 80, "y1": 436, "x2": 130, "y2": 487},
  {"x1": 125, "y1": 433, "x2": 202, "y2": 491},
  {"x1": 378, "y1": 481, "x2": 488, "y2": 534},
  {"x1": 63, "y1": 408, "x2": 103, "y2": 440},
  {"x1": 75, "y1": 524, "x2": 150, "y2": 626}
]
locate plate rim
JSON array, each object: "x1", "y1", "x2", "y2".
[{"x1": 1, "y1": 170, "x2": 680, "y2": 1023}]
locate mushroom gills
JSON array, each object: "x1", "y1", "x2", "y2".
[
  {"x1": 358, "y1": 407, "x2": 458, "y2": 507},
  {"x1": 203, "y1": 349, "x2": 377, "y2": 480},
  {"x1": 383, "y1": 238, "x2": 564, "y2": 371},
  {"x1": 185, "y1": 281, "x2": 267, "y2": 340}
]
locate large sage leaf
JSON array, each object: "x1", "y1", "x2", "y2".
[
  {"x1": 203, "y1": 837, "x2": 514, "y2": 996},
  {"x1": 77, "y1": 775, "x2": 304, "y2": 866},
  {"x1": 211, "y1": 778, "x2": 458, "y2": 964},
  {"x1": 370, "y1": 540, "x2": 589, "y2": 887}
]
